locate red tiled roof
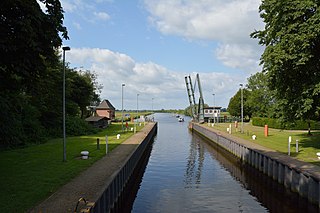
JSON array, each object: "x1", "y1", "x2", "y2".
[
  {"x1": 85, "y1": 116, "x2": 110, "y2": 122},
  {"x1": 96, "y1": 99, "x2": 115, "y2": 110}
]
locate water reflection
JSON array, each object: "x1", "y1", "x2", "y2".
[
  {"x1": 184, "y1": 137, "x2": 205, "y2": 187},
  {"x1": 193, "y1": 132, "x2": 319, "y2": 213},
  {"x1": 131, "y1": 114, "x2": 267, "y2": 212},
  {"x1": 118, "y1": 113, "x2": 319, "y2": 212}
]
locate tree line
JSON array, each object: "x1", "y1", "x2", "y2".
[
  {"x1": 227, "y1": 0, "x2": 320, "y2": 134},
  {"x1": 0, "y1": 0, "x2": 101, "y2": 148}
]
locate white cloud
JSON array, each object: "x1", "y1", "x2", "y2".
[
  {"x1": 216, "y1": 43, "x2": 263, "y2": 73},
  {"x1": 73, "y1": 22, "x2": 82, "y2": 30},
  {"x1": 61, "y1": 0, "x2": 78, "y2": 12},
  {"x1": 61, "y1": 0, "x2": 111, "y2": 23},
  {"x1": 66, "y1": 48, "x2": 245, "y2": 109},
  {"x1": 143, "y1": 0, "x2": 264, "y2": 73},
  {"x1": 144, "y1": 0, "x2": 262, "y2": 41},
  {"x1": 93, "y1": 12, "x2": 110, "y2": 21}
]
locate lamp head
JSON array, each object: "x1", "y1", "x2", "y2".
[{"x1": 62, "y1": 46, "x2": 70, "y2": 51}]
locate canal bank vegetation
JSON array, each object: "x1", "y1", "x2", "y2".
[
  {"x1": 226, "y1": 1, "x2": 320, "y2": 136},
  {"x1": 207, "y1": 122, "x2": 320, "y2": 166},
  {"x1": 0, "y1": 122, "x2": 144, "y2": 212},
  {"x1": 0, "y1": 1, "x2": 103, "y2": 149}
]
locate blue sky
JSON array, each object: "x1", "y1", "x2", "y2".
[{"x1": 54, "y1": 0, "x2": 265, "y2": 110}]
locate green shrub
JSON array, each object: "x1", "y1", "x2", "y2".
[
  {"x1": 66, "y1": 116, "x2": 99, "y2": 136},
  {"x1": 252, "y1": 117, "x2": 320, "y2": 130}
]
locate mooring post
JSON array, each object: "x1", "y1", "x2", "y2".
[
  {"x1": 296, "y1": 139, "x2": 299, "y2": 153},
  {"x1": 288, "y1": 136, "x2": 291, "y2": 156},
  {"x1": 97, "y1": 138, "x2": 100, "y2": 150},
  {"x1": 105, "y1": 135, "x2": 108, "y2": 154}
]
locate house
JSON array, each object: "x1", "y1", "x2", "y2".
[
  {"x1": 96, "y1": 99, "x2": 115, "y2": 120},
  {"x1": 204, "y1": 106, "x2": 222, "y2": 122},
  {"x1": 85, "y1": 116, "x2": 110, "y2": 128},
  {"x1": 85, "y1": 99, "x2": 115, "y2": 128}
]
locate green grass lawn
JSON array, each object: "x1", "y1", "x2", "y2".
[
  {"x1": 0, "y1": 122, "x2": 144, "y2": 212},
  {"x1": 204, "y1": 122, "x2": 320, "y2": 165}
]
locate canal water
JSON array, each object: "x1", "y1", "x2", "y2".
[{"x1": 121, "y1": 113, "x2": 318, "y2": 212}]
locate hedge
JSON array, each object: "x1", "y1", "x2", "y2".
[{"x1": 252, "y1": 117, "x2": 320, "y2": 130}]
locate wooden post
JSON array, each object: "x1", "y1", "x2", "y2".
[{"x1": 97, "y1": 138, "x2": 100, "y2": 150}]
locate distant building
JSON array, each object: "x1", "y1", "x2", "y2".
[
  {"x1": 204, "y1": 107, "x2": 222, "y2": 122},
  {"x1": 85, "y1": 116, "x2": 110, "y2": 128},
  {"x1": 85, "y1": 99, "x2": 115, "y2": 128},
  {"x1": 96, "y1": 99, "x2": 115, "y2": 120}
]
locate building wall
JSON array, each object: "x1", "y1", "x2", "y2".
[
  {"x1": 96, "y1": 109, "x2": 108, "y2": 117},
  {"x1": 204, "y1": 109, "x2": 220, "y2": 118},
  {"x1": 96, "y1": 109, "x2": 115, "y2": 119}
]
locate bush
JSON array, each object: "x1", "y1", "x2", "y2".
[
  {"x1": 252, "y1": 117, "x2": 282, "y2": 128},
  {"x1": 66, "y1": 116, "x2": 99, "y2": 136},
  {"x1": 252, "y1": 117, "x2": 320, "y2": 130}
]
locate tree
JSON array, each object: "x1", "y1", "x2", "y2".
[
  {"x1": 251, "y1": 0, "x2": 320, "y2": 134},
  {"x1": 0, "y1": 0, "x2": 68, "y2": 146},
  {"x1": 246, "y1": 72, "x2": 277, "y2": 117},
  {"x1": 227, "y1": 88, "x2": 252, "y2": 119},
  {"x1": 67, "y1": 69, "x2": 102, "y2": 118},
  {"x1": 0, "y1": 0, "x2": 68, "y2": 92}
]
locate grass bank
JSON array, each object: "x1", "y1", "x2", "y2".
[
  {"x1": 0, "y1": 122, "x2": 144, "y2": 212},
  {"x1": 205, "y1": 122, "x2": 320, "y2": 165}
]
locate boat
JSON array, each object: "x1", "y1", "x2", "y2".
[{"x1": 178, "y1": 117, "x2": 184, "y2": 122}]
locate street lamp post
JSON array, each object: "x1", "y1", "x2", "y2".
[
  {"x1": 240, "y1": 83, "x2": 244, "y2": 133},
  {"x1": 212, "y1": 93, "x2": 215, "y2": 124},
  {"x1": 62, "y1": 46, "x2": 70, "y2": 162},
  {"x1": 134, "y1": 94, "x2": 139, "y2": 133},
  {"x1": 121, "y1": 83, "x2": 125, "y2": 132},
  {"x1": 137, "y1": 93, "x2": 139, "y2": 119},
  {"x1": 151, "y1": 97, "x2": 154, "y2": 121},
  {"x1": 152, "y1": 98, "x2": 154, "y2": 111}
]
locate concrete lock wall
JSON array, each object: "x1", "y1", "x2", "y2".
[
  {"x1": 89, "y1": 123, "x2": 158, "y2": 213},
  {"x1": 191, "y1": 123, "x2": 320, "y2": 207}
]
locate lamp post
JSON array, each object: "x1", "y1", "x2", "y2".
[
  {"x1": 134, "y1": 94, "x2": 139, "y2": 133},
  {"x1": 212, "y1": 93, "x2": 215, "y2": 124},
  {"x1": 62, "y1": 46, "x2": 70, "y2": 162},
  {"x1": 121, "y1": 83, "x2": 125, "y2": 132},
  {"x1": 137, "y1": 93, "x2": 139, "y2": 119},
  {"x1": 151, "y1": 97, "x2": 154, "y2": 121},
  {"x1": 152, "y1": 98, "x2": 154, "y2": 111},
  {"x1": 240, "y1": 83, "x2": 244, "y2": 133}
]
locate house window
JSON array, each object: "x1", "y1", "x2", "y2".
[
  {"x1": 205, "y1": 110, "x2": 208, "y2": 113},
  {"x1": 209, "y1": 110, "x2": 212, "y2": 113}
]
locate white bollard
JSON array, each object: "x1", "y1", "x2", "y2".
[
  {"x1": 296, "y1": 139, "x2": 299, "y2": 153},
  {"x1": 105, "y1": 135, "x2": 108, "y2": 154},
  {"x1": 80, "y1": 151, "x2": 89, "y2": 159},
  {"x1": 229, "y1": 124, "x2": 232, "y2": 134},
  {"x1": 288, "y1": 136, "x2": 291, "y2": 156},
  {"x1": 117, "y1": 134, "x2": 120, "y2": 139}
]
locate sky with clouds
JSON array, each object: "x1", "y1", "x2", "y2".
[{"x1": 58, "y1": 0, "x2": 265, "y2": 110}]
